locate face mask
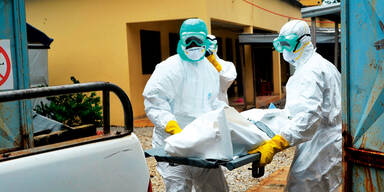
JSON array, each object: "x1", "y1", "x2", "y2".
[
  {"x1": 282, "y1": 41, "x2": 311, "y2": 67},
  {"x1": 283, "y1": 49, "x2": 296, "y2": 66},
  {"x1": 184, "y1": 46, "x2": 206, "y2": 61}
]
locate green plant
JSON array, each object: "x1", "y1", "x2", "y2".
[{"x1": 35, "y1": 76, "x2": 103, "y2": 127}]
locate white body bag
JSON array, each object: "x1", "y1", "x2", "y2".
[{"x1": 164, "y1": 106, "x2": 284, "y2": 160}]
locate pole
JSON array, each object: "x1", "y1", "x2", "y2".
[
  {"x1": 334, "y1": 21, "x2": 340, "y2": 69},
  {"x1": 311, "y1": 17, "x2": 317, "y2": 48}
]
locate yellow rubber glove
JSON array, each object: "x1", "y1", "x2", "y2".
[
  {"x1": 165, "y1": 120, "x2": 182, "y2": 135},
  {"x1": 248, "y1": 135, "x2": 290, "y2": 166},
  {"x1": 207, "y1": 54, "x2": 222, "y2": 72}
]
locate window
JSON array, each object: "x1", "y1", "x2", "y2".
[
  {"x1": 169, "y1": 33, "x2": 179, "y2": 56},
  {"x1": 140, "y1": 30, "x2": 161, "y2": 74},
  {"x1": 225, "y1": 38, "x2": 233, "y2": 62}
]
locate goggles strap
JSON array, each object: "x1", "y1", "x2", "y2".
[
  {"x1": 207, "y1": 36, "x2": 217, "y2": 41},
  {"x1": 294, "y1": 42, "x2": 310, "y2": 61},
  {"x1": 292, "y1": 34, "x2": 311, "y2": 52}
]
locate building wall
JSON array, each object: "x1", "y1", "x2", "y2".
[
  {"x1": 25, "y1": 0, "x2": 133, "y2": 125},
  {"x1": 25, "y1": 0, "x2": 302, "y2": 125},
  {"x1": 207, "y1": 0, "x2": 302, "y2": 32}
]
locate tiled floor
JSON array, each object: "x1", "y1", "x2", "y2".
[
  {"x1": 133, "y1": 118, "x2": 154, "y2": 128},
  {"x1": 246, "y1": 166, "x2": 290, "y2": 192}
]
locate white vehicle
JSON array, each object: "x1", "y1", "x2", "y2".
[{"x1": 0, "y1": 82, "x2": 152, "y2": 192}]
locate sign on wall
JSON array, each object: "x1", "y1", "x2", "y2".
[{"x1": 0, "y1": 40, "x2": 14, "y2": 90}]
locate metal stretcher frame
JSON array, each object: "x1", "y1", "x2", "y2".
[{"x1": 144, "y1": 148, "x2": 265, "y2": 178}]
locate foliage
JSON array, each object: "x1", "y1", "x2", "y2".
[{"x1": 34, "y1": 76, "x2": 103, "y2": 127}]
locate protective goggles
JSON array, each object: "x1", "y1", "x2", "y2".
[
  {"x1": 180, "y1": 32, "x2": 206, "y2": 47},
  {"x1": 273, "y1": 34, "x2": 310, "y2": 53}
]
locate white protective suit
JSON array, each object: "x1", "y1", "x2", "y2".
[
  {"x1": 216, "y1": 54, "x2": 237, "y2": 104},
  {"x1": 207, "y1": 35, "x2": 237, "y2": 104},
  {"x1": 143, "y1": 54, "x2": 228, "y2": 192},
  {"x1": 277, "y1": 20, "x2": 342, "y2": 192}
]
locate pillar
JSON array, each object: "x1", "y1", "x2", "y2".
[
  {"x1": 242, "y1": 26, "x2": 254, "y2": 108},
  {"x1": 311, "y1": 17, "x2": 317, "y2": 48},
  {"x1": 272, "y1": 50, "x2": 282, "y2": 98}
]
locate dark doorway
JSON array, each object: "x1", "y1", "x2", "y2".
[
  {"x1": 252, "y1": 46, "x2": 273, "y2": 96},
  {"x1": 169, "y1": 32, "x2": 179, "y2": 56},
  {"x1": 234, "y1": 39, "x2": 243, "y2": 98},
  {"x1": 316, "y1": 43, "x2": 341, "y2": 72},
  {"x1": 140, "y1": 30, "x2": 161, "y2": 74}
]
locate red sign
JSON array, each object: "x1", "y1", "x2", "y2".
[{"x1": 0, "y1": 46, "x2": 11, "y2": 86}]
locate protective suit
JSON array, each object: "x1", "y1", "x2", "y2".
[
  {"x1": 143, "y1": 18, "x2": 228, "y2": 192},
  {"x1": 206, "y1": 35, "x2": 237, "y2": 104},
  {"x1": 250, "y1": 20, "x2": 342, "y2": 192}
]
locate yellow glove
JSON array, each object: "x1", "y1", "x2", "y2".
[
  {"x1": 207, "y1": 54, "x2": 222, "y2": 72},
  {"x1": 248, "y1": 135, "x2": 290, "y2": 166},
  {"x1": 165, "y1": 120, "x2": 182, "y2": 135}
]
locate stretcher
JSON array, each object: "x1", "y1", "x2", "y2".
[
  {"x1": 145, "y1": 148, "x2": 265, "y2": 178},
  {"x1": 144, "y1": 120, "x2": 275, "y2": 178}
]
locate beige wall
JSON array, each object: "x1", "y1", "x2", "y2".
[
  {"x1": 207, "y1": 0, "x2": 301, "y2": 32},
  {"x1": 25, "y1": 0, "x2": 133, "y2": 125},
  {"x1": 25, "y1": 0, "x2": 302, "y2": 125}
]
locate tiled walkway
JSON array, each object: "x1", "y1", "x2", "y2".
[
  {"x1": 134, "y1": 118, "x2": 154, "y2": 128},
  {"x1": 246, "y1": 166, "x2": 290, "y2": 192}
]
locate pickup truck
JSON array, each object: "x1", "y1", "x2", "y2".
[{"x1": 0, "y1": 82, "x2": 152, "y2": 192}]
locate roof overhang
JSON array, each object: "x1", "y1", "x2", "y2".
[
  {"x1": 27, "y1": 23, "x2": 54, "y2": 48},
  {"x1": 239, "y1": 32, "x2": 339, "y2": 44},
  {"x1": 301, "y1": 3, "x2": 340, "y2": 21}
]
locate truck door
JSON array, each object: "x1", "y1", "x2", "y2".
[
  {"x1": 341, "y1": 1, "x2": 384, "y2": 191},
  {"x1": 0, "y1": 0, "x2": 33, "y2": 153}
]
